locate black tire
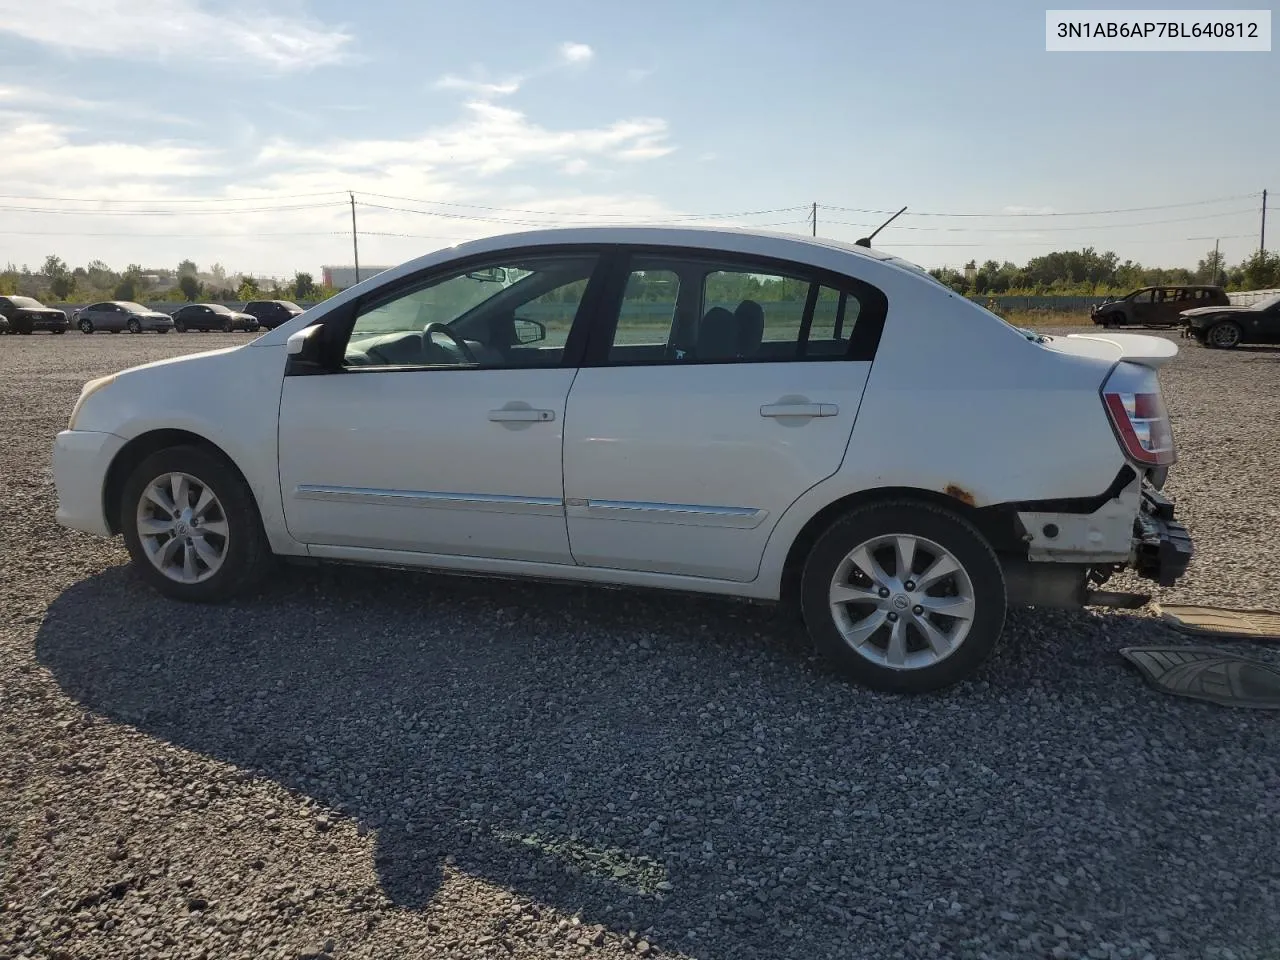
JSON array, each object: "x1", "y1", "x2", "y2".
[
  {"x1": 120, "y1": 445, "x2": 273, "y2": 603},
  {"x1": 1206, "y1": 320, "x2": 1242, "y2": 349},
  {"x1": 78, "y1": 319, "x2": 93, "y2": 334},
  {"x1": 127, "y1": 318, "x2": 142, "y2": 334},
  {"x1": 800, "y1": 500, "x2": 1007, "y2": 693},
  {"x1": 174, "y1": 320, "x2": 186, "y2": 333},
  {"x1": 222, "y1": 319, "x2": 233, "y2": 333}
]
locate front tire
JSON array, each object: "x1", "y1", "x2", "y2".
[
  {"x1": 78, "y1": 319, "x2": 93, "y2": 334},
  {"x1": 127, "y1": 318, "x2": 142, "y2": 334},
  {"x1": 174, "y1": 320, "x2": 186, "y2": 333},
  {"x1": 800, "y1": 500, "x2": 1007, "y2": 693},
  {"x1": 1207, "y1": 320, "x2": 1242, "y2": 349},
  {"x1": 120, "y1": 446, "x2": 273, "y2": 603}
]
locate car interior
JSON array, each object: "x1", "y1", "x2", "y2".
[{"x1": 339, "y1": 255, "x2": 857, "y2": 370}]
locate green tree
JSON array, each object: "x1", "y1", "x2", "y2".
[
  {"x1": 237, "y1": 275, "x2": 261, "y2": 300},
  {"x1": 113, "y1": 276, "x2": 137, "y2": 300},
  {"x1": 294, "y1": 271, "x2": 316, "y2": 300},
  {"x1": 0, "y1": 272, "x2": 16, "y2": 296},
  {"x1": 177, "y1": 259, "x2": 198, "y2": 278},
  {"x1": 1236, "y1": 249, "x2": 1280, "y2": 290},
  {"x1": 43, "y1": 255, "x2": 76, "y2": 300},
  {"x1": 178, "y1": 274, "x2": 202, "y2": 301}
]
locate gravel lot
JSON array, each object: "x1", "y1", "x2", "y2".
[{"x1": 2, "y1": 329, "x2": 1279, "y2": 960}]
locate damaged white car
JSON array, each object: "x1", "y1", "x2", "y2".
[{"x1": 53, "y1": 227, "x2": 1193, "y2": 692}]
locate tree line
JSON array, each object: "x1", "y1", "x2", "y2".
[
  {"x1": 928, "y1": 247, "x2": 1280, "y2": 297},
  {"x1": 0, "y1": 257, "x2": 342, "y2": 304}
]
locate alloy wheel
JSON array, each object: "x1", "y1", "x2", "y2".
[
  {"x1": 1209, "y1": 322, "x2": 1241, "y2": 348},
  {"x1": 135, "y1": 472, "x2": 231, "y2": 584},
  {"x1": 828, "y1": 533, "x2": 976, "y2": 670}
]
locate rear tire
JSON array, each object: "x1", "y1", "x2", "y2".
[
  {"x1": 800, "y1": 500, "x2": 1007, "y2": 693},
  {"x1": 120, "y1": 445, "x2": 273, "y2": 603}
]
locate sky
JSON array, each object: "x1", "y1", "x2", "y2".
[{"x1": 0, "y1": 0, "x2": 1276, "y2": 279}]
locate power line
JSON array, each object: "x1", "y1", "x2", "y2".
[
  {"x1": 0, "y1": 191, "x2": 344, "y2": 204},
  {"x1": 358, "y1": 192, "x2": 808, "y2": 220},
  {"x1": 819, "y1": 208, "x2": 1258, "y2": 233},
  {"x1": 877, "y1": 232, "x2": 1257, "y2": 249},
  {"x1": 0, "y1": 201, "x2": 348, "y2": 217},
  {"x1": 822, "y1": 192, "x2": 1261, "y2": 218}
]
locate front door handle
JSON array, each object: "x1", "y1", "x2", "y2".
[
  {"x1": 489, "y1": 408, "x2": 555, "y2": 422},
  {"x1": 760, "y1": 402, "x2": 838, "y2": 419}
]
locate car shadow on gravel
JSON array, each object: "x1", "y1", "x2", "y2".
[{"x1": 35, "y1": 562, "x2": 1250, "y2": 959}]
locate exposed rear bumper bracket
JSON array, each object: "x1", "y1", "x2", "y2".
[{"x1": 1132, "y1": 488, "x2": 1194, "y2": 587}]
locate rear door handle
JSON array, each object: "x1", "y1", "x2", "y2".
[
  {"x1": 760, "y1": 403, "x2": 838, "y2": 418},
  {"x1": 489, "y1": 408, "x2": 556, "y2": 422}
]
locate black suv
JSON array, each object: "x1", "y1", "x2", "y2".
[
  {"x1": 0, "y1": 295, "x2": 70, "y2": 334},
  {"x1": 243, "y1": 300, "x2": 304, "y2": 330}
]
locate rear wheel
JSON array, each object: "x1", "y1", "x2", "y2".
[
  {"x1": 801, "y1": 501, "x2": 1007, "y2": 693},
  {"x1": 120, "y1": 446, "x2": 273, "y2": 603},
  {"x1": 1207, "y1": 320, "x2": 1242, "y2": 349}
]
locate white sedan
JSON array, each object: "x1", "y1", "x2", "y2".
[{"x1": 52, "y1": 227, "x2": 1193, "y2": 692}]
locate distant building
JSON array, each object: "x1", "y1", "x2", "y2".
[{"x1": 322, "y1": 265, "x2": 394, "y2": 291}]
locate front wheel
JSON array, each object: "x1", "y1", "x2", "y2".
[
  {"x1": 1207, "y1": 321, "x2": 1242, "y2": 349},
  {"x1": 174, "y1": 320, "x2": 186, "y2": 333},
  {"x1": 127, "y1": 318, "x2": 142, "y2": 334},
  {"x1": 120, "y1": 446, "x2": 273, "y2": 602},
  {"x1": 78, "y1": 319, "x2": 93, "y2": 334},
  {"x1": 800, "y1": 501, "x2": 1007, "y2": 693}
]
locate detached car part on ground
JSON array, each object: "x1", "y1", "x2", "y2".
[
  {"x1": 52, "y1": 227, "x2": 1194, "y2": 693},
  {"x1": 0, "y1": 295, "x2": 70, "y2": 334},
  {"x1": 1180, "y1": 294, "x2": 1280, "y2": 348}
]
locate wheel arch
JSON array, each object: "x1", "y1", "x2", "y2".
[
  {"x1": 776, "y1": 485, "x2": 1027, "y2": 610},
  {"x1": 103, "y1": 429, "x2": 256, "y2": 536}
]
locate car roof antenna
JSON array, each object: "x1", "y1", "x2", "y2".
[{"x1": 856, "y1": 206, "x2": 908, "y2": 247}]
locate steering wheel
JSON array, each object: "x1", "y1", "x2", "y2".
[{"x1": 420, "y1": 322, "x2": 477, "y2": 364}]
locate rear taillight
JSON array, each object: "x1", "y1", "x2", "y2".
[{"x1": 1103, "y1": 387, "x2": 1175, "y2": 465}]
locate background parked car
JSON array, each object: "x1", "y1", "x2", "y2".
[
  {"x1": 0, "y1": 295, "x2": 70, "y2": 334},
  {"x1": 1091, "y1": 285, "x2": 1228, "y2": 328},
  {"x1": 243, "y1": 300, "x2": 304, "y2": 330},
  {"x1": 1181, "y1": 293, "x2": 1280, "y2": 348},
  {"x1": 74, "y1": 301, "x2": 173, "y2": 334},
  {"x1": 172, "y1": 303, "x2": 260, "y2": 333},
  {"x1": 0, "y1": 314, "x2": 9, "y2": 334}
]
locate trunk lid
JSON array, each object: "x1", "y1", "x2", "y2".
[{"x1": 1043, "y1": 331, "x2": 1179, "y2": 370}]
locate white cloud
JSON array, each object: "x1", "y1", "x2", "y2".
[
  {"x1": 0, "y1": 0, "x2": 351, "y2": 71},
  {"x1": 435, "y1": 74, "x2": 522, "y2": 97},
  {"x1": 258, "y1": 100, "x2": 673, "y2": 175},
  {"x1": 0, "y1": 84, "x2": 195, "y2": 126},
  {"x1": 559, "y1": 41, "x2": 594, "y2": 64},
  {"x1": 1001, "y1": 205, "x2": 1057, "y2": 215}
]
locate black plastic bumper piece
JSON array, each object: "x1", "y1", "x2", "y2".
[{"x1": 1133, "y1": 489, "x2": 1194, "y2": 587}]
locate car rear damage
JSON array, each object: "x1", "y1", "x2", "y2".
[{"x1": 1002, "y1": 330, "x2": 1193, "y2": 608}]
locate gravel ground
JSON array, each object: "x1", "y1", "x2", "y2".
[{"x1": 2, "y1": 329, "x2": 1279, "y2": 960}]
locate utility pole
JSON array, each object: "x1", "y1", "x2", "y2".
[
  {"x1": 1213, "y1": 237, "x2": 1220, "y2": 285},
  {"x1": 1261, "y1": 189, "x2": 1268, "y2": 254},
  {"x1": 811, "y1": 201, "x2": 817, "y2": 237},
  {"x1": 349, "y1": 191, "x2": 361, "y2": 284}
]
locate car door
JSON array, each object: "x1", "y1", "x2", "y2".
[
  {"x1": 98, "y1": 304, "x2": 122, "y2": 331},
  {"x1": 276, "y1": 248, "x2": 605, "y2": 563},
  {"x1": 562, "y1": 248, "x2": 886, "y2": 582},
  {"x1": 1126, "y1": 289, "x2": 1154, "y2": 326}
]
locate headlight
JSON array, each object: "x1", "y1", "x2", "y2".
[{"x1": 68, "y1": 374, "x2": 117, "y2": 430}]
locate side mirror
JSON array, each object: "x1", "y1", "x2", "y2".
[
  {"x1": 285, "y1": 323, "x2": 329, "y2": 373},
  {"x1": 513, "y1": 318, "x2": 546, "y2": 344}
]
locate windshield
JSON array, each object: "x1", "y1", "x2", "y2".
[
  {"x1": 117, "y1": 302, "x2": 149, "y2": 313},
  {"x1": 352, "y1": 267, "x2": 526, "y2": 337},
  {"x1": 10, "y1": 296, "x2": 42, "y2": 308},
  {"x1": 279, "y1": 301, "x2": 302, "y2": 311},
  {"x1": 206, "y1": 304, "x2": 232, "y2": 314}
]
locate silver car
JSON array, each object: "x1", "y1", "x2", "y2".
[{"x1": 75, "y1": 301, "x2": 173, "y2": 334}]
